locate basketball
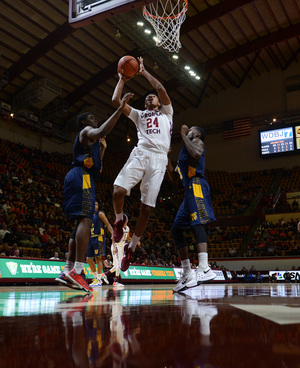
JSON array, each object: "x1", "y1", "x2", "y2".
[{"x1": 118, "y1": 55, "x2": 139, "y2": 77}]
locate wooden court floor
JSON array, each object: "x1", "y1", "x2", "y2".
[{"x1": 0, "y1": 283, "x2": 300, "y2": 368}]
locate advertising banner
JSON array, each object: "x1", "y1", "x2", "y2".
[
  {"x1": 121, "y1": 266, "x2": 177, "y2": 280},
  {"x1": 0, "y1": 258, "x2": 93, "y2": 280}
]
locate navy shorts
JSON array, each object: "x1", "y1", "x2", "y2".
[
  {"x1": 63, "y1": 166, "x2": 95, "y2": 220},
  {"x1": 86, "y1": 237, "x2": 105, "y2": 258},
  {"x1": 173, "y1": 176, "x2": 216, "y2": 228}
]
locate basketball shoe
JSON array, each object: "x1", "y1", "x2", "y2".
[
  {"x1": 101, "y1": 273, "x2": 109, "y2": 284},
  {"x1": 173, "y1": 271, "x2": 197, "y2": 293},
  {"x1": 113, "y1": 276, "x2": 124, "y2": 287},
  {"x1": 196, "y1": 267, "x2": 216, "y2": 284},
  {"x1": 66, "y1": 268, "x2": 93, "y2": 292},
  {"x1": 120, "y1": 243, "x2": 133, "y2": 272},
  {"x1": 91, "y1": 278, "x2": 102, "y2": 287},
  {"x1": 113, "y1": 214, "x2": 128, "y2": 242},
  {"x1": 55, "y1": 272, "x2": 82, "y2": 290}
]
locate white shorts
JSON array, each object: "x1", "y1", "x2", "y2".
[
  {"x1": 112, "y1": 244, "x2": 124, "y2": 267},
  {"x1": 114, "y1": 147, "x2": 168, "y2": 207}
]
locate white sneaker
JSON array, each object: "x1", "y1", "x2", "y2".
[
  {"x1": 101, "y1": 273, "x2": 109, "y2": 284},
  {"x1": 196, "y1": 267, "x2": 216, "y2": 284},
  {"x1": 91, "y1": 278, "x2": 102, "y2": 287},
  {"x1": 113, "y1": 281, "x2": 124, "y2": 288},
  {"x1": 173, "y1": 271, "x2": 197, "y2": 293}
]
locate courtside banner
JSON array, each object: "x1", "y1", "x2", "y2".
[
  {"x1": 0, "y1": 258, "x2": 93, "y2": 280},
  {"x1": 121, "y1": 266, "x2": 177, "y2": 280},
  {"x1": 120, "y1": 266, "x2": 226, "y2": 281}
]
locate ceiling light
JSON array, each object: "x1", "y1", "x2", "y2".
[
  {"x1": 153, "y1": 36, "x2": 158, "y2": 42},
  {"x1": 172, "y1": 55, "x2": 179, "y2": 59},
  {"x1": 137, "y1": 21, "x2": 144, "y2": 26},
  {"x1": 184, "y1": 66, "x2": 191, "y2": 70},
  {"x1": 195, "y1": 76, "x2": 201, "y2": 80},
  {"x1": 144, "y1": 29, "x2": 151, "y2": 34}
]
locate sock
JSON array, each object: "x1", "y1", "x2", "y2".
[
  {"x1": 64, "y1": 260, "x2": 74, "y2": 274},
  {"x1": 129, "y1": 234, "x2": 141, "y2": 252},
  {"x1": 116, "y1": 212, "x2": 123, "y2": 221},
  {"x1": 181, "y1": 259, "x2": 191, "y2": 275},
  {"x1": 198, "y1": 252, "x2": 208, "y2": 270},
  {"x1": 74, "y1": 261, "x2": 84, "y2": 274},
  {"x1": 93, "y1": 271, "x2": 97, "y2": 279},
  {"x1": 97, "y1": 273, "x2": 102, "y2": 280}
]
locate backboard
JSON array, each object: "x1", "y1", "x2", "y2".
[{"x1": 69, "y1": 0, "x2": 157, "y2": 28}]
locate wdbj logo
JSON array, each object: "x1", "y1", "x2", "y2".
[{"x1": 260, "y1": 127, "x2": 293, "y2": 143}]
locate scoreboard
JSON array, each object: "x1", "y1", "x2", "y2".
[{"x1": 259, "y1": 125, "x2": 300, "y2": 158}]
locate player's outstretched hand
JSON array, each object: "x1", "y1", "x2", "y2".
[
  {"x1": 118, "y1": 72, "x2": 133, "y2": 82},
  {"x1": 120, "y1": 92, "x2": 134, "y2": 109},
  {"x1": 99, "y1": 136, "x2": 107, "y2": 149},
  {"x1": 180, "y1": 125, "x2": 189, "y2": 136},
  {"x1": 137, "y1": 57, "x2": 145, "y2": 75}
]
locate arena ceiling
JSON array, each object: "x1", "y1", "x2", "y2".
[{"x1": 1, "y1": 0, "x2": 300, "y2": 145}]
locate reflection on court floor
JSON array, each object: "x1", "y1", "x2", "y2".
[{"x1": 0, "y1": 284, "x2": 300, "y2": 367}]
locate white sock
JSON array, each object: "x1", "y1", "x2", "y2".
[
  {"x1": 93, "y1": 271, "x2": 97, "y2": 279},
  {"x1": 97, "y1": 273, "x2": 102, "y2": 280},
  {"x1": 129, "y1": 234, "x2": 141, "y2": 252},
  {"x1": 74, "y1": 261, "x2": 84, "y2": 274},
  {"x1": 64, "y1": 260, "x2": 74, "y2": 274},
  {"x1": 198, "y1": 253, "x2": 208, "y2": 270},
  {"x1": 181, "y1": 259, "x2": 191, "y2": 275},
  {"x1": 116, "y1": 212, "x2": 123, "y2": 221}
]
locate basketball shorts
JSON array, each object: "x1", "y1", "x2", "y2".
[
  {"x1": 114, "y1": 147, "x2": 168, "y2": 207},
  {"x1": 173, "y1": 177, "x2": 216, "y2": 228},
  {"x1": 112, "y1": 243, "x2": 125, "y2": 267},
  {"x1": 86, "y1": 236, "x2": 104, "y2": 258},
  {"x1": 63, "y1": 166, "x2": 95, "y2": 220}
]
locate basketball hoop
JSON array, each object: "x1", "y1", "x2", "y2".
[{"x1": 142, "y1": 0, "x2": 188, "y2": 53}]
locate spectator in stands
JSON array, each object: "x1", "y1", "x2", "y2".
[
  {"x1": 292, "y1": 199, "x2": 299, "y2": 212},
  {"x1": 229, "y1": 246, "x2": 237, "y2": 257},
  {"x1": 244, "y1": 271, "x2": 253, "y2": 283},
  {"x1": 0, "y1": 223, "x2": 8, "y2": 241},
  {"x1": 284, "y1": 272, "x2": 292, "y2": 283},
  {"x1": 255, "y1": 271, "x2": 263, "y2": 283},
  {"x1": 50, "y1": 251, "x2": 60, "y2": 260},
  {"x1": 12, "y1": 249, "x2": 21, "y2": 257}
]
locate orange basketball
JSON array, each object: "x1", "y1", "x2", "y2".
[{"x1": 118, "y1": 55, "x2": 139, "y2": 77}]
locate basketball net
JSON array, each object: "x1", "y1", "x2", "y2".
[{"x1": 142, "y1": 0, "x2": 188, "y2": 53}]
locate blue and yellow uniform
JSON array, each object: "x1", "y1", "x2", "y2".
[
  {"x1": 173, "y1": 145, "x2": 216, "y2": 228},
  {"x1": 63, "y1": 133, "x2": 102, "y2": 219},
  {"x1": 86, "y1": 210, "x2": 105, "y2": 258}
]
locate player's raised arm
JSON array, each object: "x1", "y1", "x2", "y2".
[
  {"x1": 83, "y1": 92, "x2": 133, "y2": 144},
  {"x1": 137, "y1": 57, "x2": 171, "y2": 106},
  {"x1": 112, "y1": 74, "x2": 132, "y2": 117},
  {"x1": 99, "y1": 211, "x2": 113, "y2": 237}
]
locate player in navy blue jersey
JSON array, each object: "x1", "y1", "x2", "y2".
[
  {"x1": 87, "y1": 201, "x2": 113, "y2": 287},
  {"x1": 167, "y1": 125, "x2": 216, "y2": 293},
  {"x1": 56, "y1": 92, "x2": 133, "y2": 292}
]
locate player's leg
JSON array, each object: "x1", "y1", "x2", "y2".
[
  {"x1": 56, "y1": 227, "x2": 82, "y2": 290},
  {"x1": 171, "y1": 225, "x2": 197, "y2": 293},
  {"x1": 191, "y1": 225, "x2": 216, "y2": 283},
  {"x1": 113, "y1": 150, "x2": 145, "y2": 242},
  {"x1": 66, "y1": 216, "x2": 93, "y2": 292},
  {"x1": 188, "y1": 177, "x2": 216, "y2": 283},
  {"x1": 120, "y1": 154, "x2": 165, "y2": 271}
]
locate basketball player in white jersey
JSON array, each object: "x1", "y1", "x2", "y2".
[
  {"x1": 102, "y1": 216, "x2": 130, "y2": 287},
  {"x1": 112, "y1": 56, "x2": 173, "y2": 273}
]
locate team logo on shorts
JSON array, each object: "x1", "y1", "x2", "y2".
[{"x1": 190, "y1": 212, "x2": 197, "y2": 221}]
